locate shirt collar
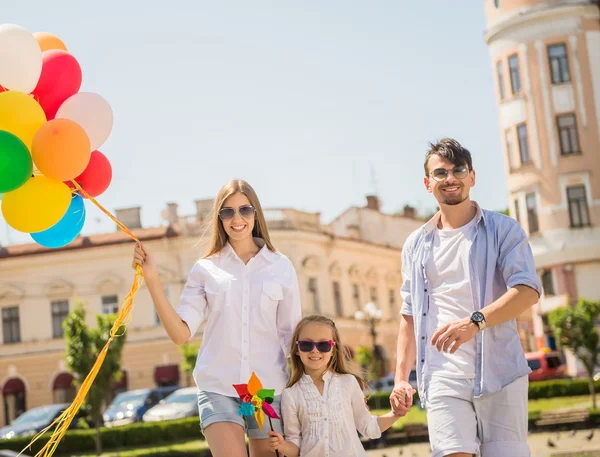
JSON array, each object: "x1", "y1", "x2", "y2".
[
  {"x1": 221, "y1": 237, "x2": 278, "y2": 263},
  {"x1": 423, "y1": 201, "x2": 485, "y2": 235},
  {"x1": 300, "y1": 370, "x2": 333, "y2": 384}
]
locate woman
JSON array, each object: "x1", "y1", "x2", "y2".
[{"x1": 132, "y1": 179, "x2": 302, "y2": 457}]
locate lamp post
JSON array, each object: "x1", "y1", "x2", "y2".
[{"x1": 354, "y1": 301, "x2": 383, "y2": 358}]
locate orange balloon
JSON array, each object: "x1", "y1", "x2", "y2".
[
  {"x1": 32, "y1": 119, "x2": 91, "y2": 181},
  {"x1": 34, "y1": 32, "x2": 68, "y2": 52}
]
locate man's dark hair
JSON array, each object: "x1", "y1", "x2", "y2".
[{"x1": 424, "y1": 138, "x2": 473, "y2": 176}]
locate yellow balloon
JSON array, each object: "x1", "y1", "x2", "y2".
[
  {"x1": 0, "y1": 91, "x2": 47, "y2": 150},
  {"x1": 1, "y1": 175, "x2": 71, "y2": 233}
]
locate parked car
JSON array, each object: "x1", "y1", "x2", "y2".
[
  {"x1": 142, "y1": 387, "x2": 198, "y2": 422},
  {"x1": 525, "y1": 350, "x2": 566, "y2": 382},
  {"x1": 370, "y1": 369, "x2": 418, "y2": 393},
  {"x1": 0, "y1": 403, "x2": 83, "y2": 440},
  {"x1": 103, "y1": 386, "x2": 179, "y2": 427}
]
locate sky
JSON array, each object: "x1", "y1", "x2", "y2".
[{"x1": 1, "y1": 1, "x2": 506, "y2": 246}]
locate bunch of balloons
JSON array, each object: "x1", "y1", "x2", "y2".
[{"x1": 0, "y1": 24, "x2": 114, "y2": 248}]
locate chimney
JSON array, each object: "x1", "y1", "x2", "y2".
[
  {"x1": 115, "y1": 207, "x2": 142, "y2": 230},
  {"x1": 365, "y1": 195, "x2": 381, "y2": 212},
  {"x1": 195, "y1": 199, "x2": 214, "y2": 222},
  {"x1": 403, "y1": 205, "x2": 416, "y2": 219},
  {"x1": 166, "y1": 202, "x2": 179, "y2": 225}
]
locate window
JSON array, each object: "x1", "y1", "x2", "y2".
[
  {"x1": 332, "y1": 282, "x2": 342, "y2": 317},
  {"x1": 389, "y1": 289, "x2": 397, "y2": 315},
  {"x1": 102, "y1": 295, "x2": 119, "y2": 315},
  {"x1": 517, "y1": 123, "x2": 531, "y2": 165},
  {"x1": 2, "y1": 307, "x2": 21, "y2": 344},
  {"x1": 308, "y1": 278, "x2": 320, "y2": 313},
  {"x1": 51, "y1": 300, "x2": 69, "y2": 338},
  {"x1": 526, "y1": 193, "x2": 539, "y2": 234},
  {"x1": 505, "y1": 129, "x2": 516, "y2": 169},
  {"x1": 508, "y1": 54, "x2": 521, "y2": 94},
  {"x1": 496, "y1": 61, "x2": 505, "y2": 100},
  {"x1": 548, "y1": 44, "x2": 570, "y2": 84},
  {"x1": 527, "y1": 359, "x2": 541, "y2": 371},
  {"x1": 352, "y1": 284, "x2": 360, "y2": 311},
  {"x1": 567, "y1": 186, "x2": 591, "y2": 228},
  {"x1": 541, "y1": 270, "x2": 555, "y2": 296},
  {"x1": 514, "y1": 198, "x2": 521, "y2": 225},
  {"x1": 557, "y1": 114, "x2": 580, "y2": 155},
  {"x1": 369, "y1": 286, "x2": 378, "y2": 303},
  {"x1": 546, "y1": 355, "x2": 561, "y2": 369}
]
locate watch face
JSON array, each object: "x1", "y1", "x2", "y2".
[{"x1": 472, "y1": 311, "x2": 485, "y2": 322}]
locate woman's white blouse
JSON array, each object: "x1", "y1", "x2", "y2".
[
  {"x1": 281, "y1": 372, "x2": 382, "y2": 457},
  {"x1": 175, "y1": 240, "x2": 302, "y2": 396}
]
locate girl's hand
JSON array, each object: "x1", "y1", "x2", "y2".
[
  {"x1": 132, "y1": 243, "x2": 158, "y2": 278},
  {"x1": 268, "y1": 431, "x2": 285, "y2": 451}
]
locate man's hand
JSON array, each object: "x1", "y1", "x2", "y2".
[
  {"x1": 431, "y1": 317, "x2": 479, "y2": 354},
  {"x1": 268, "y1": 431, "x2": 285, "y2": 452},
  {"x1": 390, "y1": 380, "x2": 414, "y2": 416}
]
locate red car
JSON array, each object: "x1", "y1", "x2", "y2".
[{"x1": 525, "y1": 350, "x2": 566, "y2": 382}]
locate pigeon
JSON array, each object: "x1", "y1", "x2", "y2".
[
  {"x1": 547, "y1": 438, "x2": 556, "y2": 447},
  {"x1": 569, "y1": 429, "x2": 577, "y2": 437},
  {"x1": 586, "y1": 430, "x2": 595, "y2": 441}
]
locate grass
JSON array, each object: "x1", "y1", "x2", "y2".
[
  {"x1": 71, "y1": 439, "x2": 210, "y2": 457},
  {"x1": 528, "y1": 394, "x2": 592, "y2": 414}
]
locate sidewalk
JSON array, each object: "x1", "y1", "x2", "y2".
[{"x1": 365, "y1": 429, "x2": 599, "y2": 457}]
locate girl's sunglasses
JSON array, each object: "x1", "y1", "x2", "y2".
[
  {"x1": 429, "y1": 165, "x2": 469, "y2": 182},
  {"x1": 297, "y1": 340, "x2": 336, "y2": 353},
  {"x1": 218, "y1": 205, "x2": 256, "y2": 221}
]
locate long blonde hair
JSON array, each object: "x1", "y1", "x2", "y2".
[
  {"x1": 287, "y1": 315, "x2": 368, "y2": 391},
  {"x1": 204, "y1": 180, "x2": 275, "y2": 258}
]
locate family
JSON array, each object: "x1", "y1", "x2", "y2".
[{"x1": 131, "y1": 138, "x2": 541, "y2": 457}]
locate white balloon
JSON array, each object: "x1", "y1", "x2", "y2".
[
  {"x1": 0, "y1": 24, "x2": 42, "y2": 93},
  {"x1": 56, "y1": 92, "x2": 114, "y2": 151}
]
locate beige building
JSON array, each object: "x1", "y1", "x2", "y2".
[
  {"x1": 484, "y1": 0, "x2": 600, "y2": 370},
  {"x1": 0, "y1": 196, "x2": 421, "y2": 427}
]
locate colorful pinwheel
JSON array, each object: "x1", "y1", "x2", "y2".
[{"x1": 233, "y1": 372, "x2": 281, "y2": 455}]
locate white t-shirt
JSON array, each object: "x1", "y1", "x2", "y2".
[{"x1": 424, "y1": 215, "x2": 478, "y2": 379}]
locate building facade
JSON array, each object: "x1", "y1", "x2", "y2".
[
  {"x1": 0, "y1": 197, "x2": 421, "y2": 427},
  {"x1": 484, "y1": 0, "x2": 600, "y2": 372}
]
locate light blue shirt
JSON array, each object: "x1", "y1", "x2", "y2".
[{"x1": 400, "y1": 203, "x2": 542, "y2": 406}]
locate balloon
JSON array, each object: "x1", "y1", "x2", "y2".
[
  {"x1": 0, "y1": 85, "x2": 6, "y2": 93},
  {"x1": 0, "y1": 130, "x2": 33, "y2": 193},
  {"x1": 56, "y1": 93, "x2": 113, "y2": 151},
  {"x1": 1, "y1": 175, "x2": 71, "y2": 233},
  {"x1": 33, "y1": 32, "x2": 68, "y2": 52},
  {"x1": 31, "y1": 193, "x2": 85, "y2": 248},
  {"x1": 32, "y1": 118, "x2": 91, "y2": 181},
  {"x1": 0, "y1": 24, "x2": 43, "y2": 93},
  {"x1": 0, "y1": 91, "x2": 47, "y2": 149},
  {"x1": 67, "y1": 150, "x2": 112, "y2": 197},
  {"x1": 32, "y1": 50, "x2": 82, "y2": 119}
]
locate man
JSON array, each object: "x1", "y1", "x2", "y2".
[{"x1": 390, "y1": 138, "x2": 541, "y2": 457}]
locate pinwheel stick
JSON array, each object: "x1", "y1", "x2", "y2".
[{"x1": 268, "y1": 416, "x2": 280, "y2": 457}]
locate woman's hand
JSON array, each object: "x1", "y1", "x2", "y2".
[{"x1": 132, "y1": 243, "x2": 158, "y2": 279}]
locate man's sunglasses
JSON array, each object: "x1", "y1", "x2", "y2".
[
  {"x1": 218, "y1": 205, "x2": 256, "y2": 221},
  {"x1": 297, "y1": 340, "x2": 336, "y2": 353},
  {"x1": 429, "y1": 165, "x2": 470, "y2": 182}
]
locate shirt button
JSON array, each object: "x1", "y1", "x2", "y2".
[
  {"x1": 423, "y1": 313, "x2": 426, "y2": 316},
  {"x1": 421, "y1": 359, "x2": 425, "y2": 363},
  {"x1": 424, "y1": 289, "x2": 428, "y2": 292},
  {"x1": 422, "y1": 336, "x2": 425, "y2": 340}
]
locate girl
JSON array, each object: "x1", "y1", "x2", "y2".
[
  {"x1": 268, "y1": 315, "x2": 407, "y2": 457},
  {"x1": 132, "y1": 179, "x2": 302, "y2": 457}
]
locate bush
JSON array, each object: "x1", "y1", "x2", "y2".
[{"x1": 0, "y1": 418, "x2": 203, "y2": 455}]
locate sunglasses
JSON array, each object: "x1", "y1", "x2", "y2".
[
  {"x1": 297, "y1": 340, "x2": 336, "y2": 353},
  {"x1": 429, "y1": 165, "x2": 470, "y2": 182},
  {"x1": 218, "y1": 205, "x2": 256, "y2": 221}
]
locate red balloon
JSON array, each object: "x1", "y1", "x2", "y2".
[
  {"x1": 0, "y1": 85, "x2": 6, "y2": 93},
  {"x1": 67, "y1": 150, "x2": 112, "y2": 197},
  {"x1": 32, "y1": 50, "x2": 82, "y2": 119}
]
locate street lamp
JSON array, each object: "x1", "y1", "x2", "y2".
[{"x1": 354, "y1": 302, "x2": 384, "y2": 356}]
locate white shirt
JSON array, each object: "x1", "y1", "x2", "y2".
[
  {"x1": 281, "y1": 372, "x2": 381, "y2": 457},
  {"x1": 176, "y1": 238, "x2": 302, "y2": 396},
  {"x1": 425, "y1": 215, "x2": 478, "y2": 379}
]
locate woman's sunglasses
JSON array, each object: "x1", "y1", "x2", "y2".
[
  {"x1": 297, "y1": 340, "x2": 336, "y2": 353},
  {"x1": 429, "y1": 165, "x2": 469, "y2": 182},
  {"x1": 218, "y1": 205, "x2": 256, "y2": 221}
]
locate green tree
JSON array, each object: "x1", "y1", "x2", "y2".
[
  {"x1": 548, "y1": 298, "x2": 600, "y2": 409},
  {"x1": 179, "y1": 341, "x2": 200, "y2": 387},
  {"x1": 497, "y1": 208, "x2": 510, "y2": 216},
  {"x1": 355, "y1": 346, "x2": 381, "y2": 384},
  {"x1": 63, "y1": 301, "x2": 126, "y2": 455}
]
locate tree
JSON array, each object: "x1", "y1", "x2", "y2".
[
  {"x1": 548, "y1": 299, "x2": 600, "y2": 409},
  {"x1": 355, "y1": 346, "x2": 381, "y2": 384},
  {"x1": 179, "y1": 341, "x2": 200, "y2": 387},
  {"x1": 497, "y1": 208, "x2": 510, "y2": 216},
  {"x1": 63, "y1": 301, "x2": 126, "y2": 455}
]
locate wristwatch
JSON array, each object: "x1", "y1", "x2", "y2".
[{"x1": 470, "y1": 311, "x2": 487, "y2": 331}]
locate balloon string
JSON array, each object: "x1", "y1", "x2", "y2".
[{"x1": 19, "y1": 182, "x2": 144, "y2": 457}]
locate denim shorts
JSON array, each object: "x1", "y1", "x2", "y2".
[{"x1": 197, "y1": 389, "x2": 283, "y2": 439}]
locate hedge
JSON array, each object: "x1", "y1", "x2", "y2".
[{"x1": 0, "y1": 418, "x2": 203, "y2": 456}]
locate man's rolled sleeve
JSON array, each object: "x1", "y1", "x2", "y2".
[
  {"x1": 498, "y1": 221, "x2": 542, "y2": 297},
  {"x1": 400, "y1": 243, "x2": 413, "y2": 316}
]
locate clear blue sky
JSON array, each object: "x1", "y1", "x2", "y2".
[{"x1": 2, "y1": 1, "x2": 506, "y2": 246}]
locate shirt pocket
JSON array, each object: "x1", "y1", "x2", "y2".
[
  {"x1": 204, "y1": 278, "x2": 231, "y2": 313},
  {"x1": 260, "y1": 280, "x2": 283, "y2": 327}
]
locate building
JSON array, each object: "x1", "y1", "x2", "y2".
[
  {"x1": 0, "y1": 197, "x2": 421, "y2": 426},
  {"x1": 484, "y1": 0, "x2": 600, "y2": 372}
]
